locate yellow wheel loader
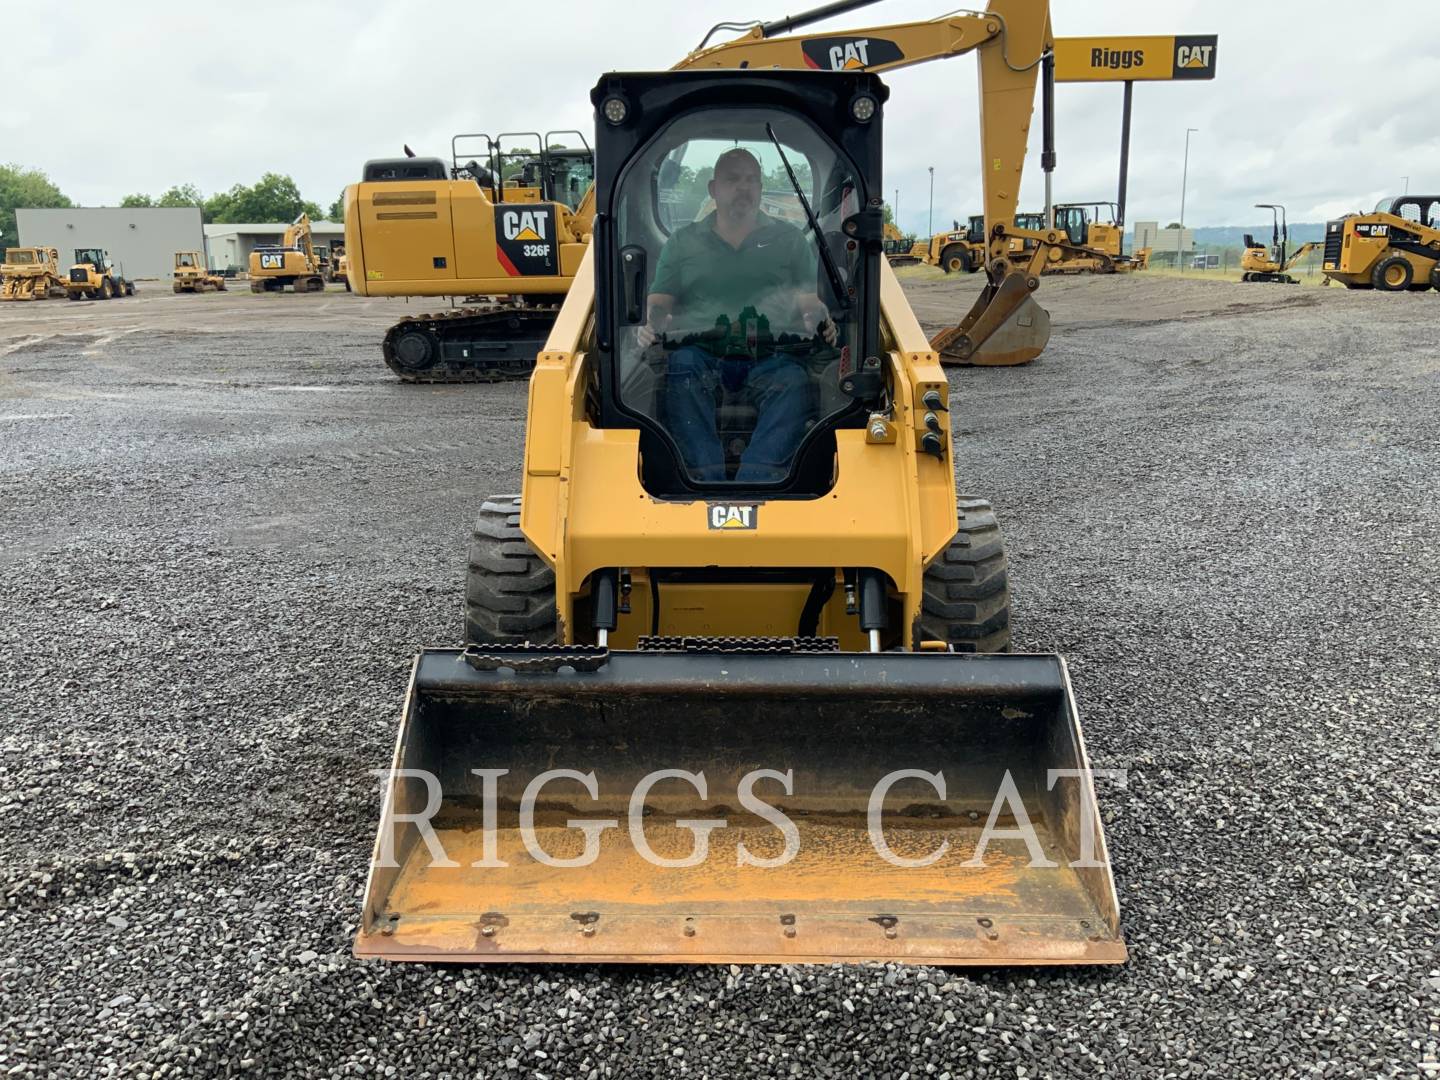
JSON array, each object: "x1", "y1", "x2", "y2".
[
  {"x1": 358, "y1": 3, "x2": 1124, "y2": 968},
  {"x1": 1, "y1": 247, "x2": 67, "y2": 301},
  {"x1": 1321, "y1": 194, "x2": 1440, "y2": 291},
  {"x1": 1240, "y1": 204, "x2": 1319, "y2": 284},
  {"x1": 248, "y1": 213, "x2": 326, "y2": 293},
  {"x1": 895, "y1": 216, "x2": 986, "y2": 273},
  {"x1": 63, "y1": 249, "x2": 135, "y2": 300},
  {"x1": 172, "y1": 251, "x2": 227, "y2": 293},
  {"x1": 327, "y1": 244, "x2": 351, "y2": 290}
]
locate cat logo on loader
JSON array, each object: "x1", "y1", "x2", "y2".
[{"x1": 708, "y1": 505, "x2": 758, "y2": 530}]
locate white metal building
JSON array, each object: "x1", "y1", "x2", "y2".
[
  {"x1": 203, "y1": 222, "x2": 345, "y2": 272},
  {"x1": 16, "y1": 207, "x2": 204, "y2": 281},
  {"x1": 1134, "y1": 221, "x2": 1195, "y2": 255}
]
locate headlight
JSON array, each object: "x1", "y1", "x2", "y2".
[{"x1": 602, "y1": 96, "x2": 629, "y2": 125}]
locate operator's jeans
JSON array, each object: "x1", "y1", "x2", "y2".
[{"x1": 665, "y1": 346, "x2": 810, "y2": 483}]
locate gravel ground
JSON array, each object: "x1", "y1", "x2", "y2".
[{"x1": 1, "y1": 277, "x2": 1437, "y2": 1078}]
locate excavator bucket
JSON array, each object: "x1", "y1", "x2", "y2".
[
  {"x1": 930, "y1": 272, "x2": 1052, "y2": 366},
  {"x1": 356, "y1": 647, "x2": 1125, "y2": 965}
]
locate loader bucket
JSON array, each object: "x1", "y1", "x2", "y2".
[{"x1": 356, "y1": 647, "x2": 1125, "y2": 965}]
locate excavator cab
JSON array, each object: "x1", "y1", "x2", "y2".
[{"x1": 357, "y1": 67, "x2": 1124, "y2": 967}]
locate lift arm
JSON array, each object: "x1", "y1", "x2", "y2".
[
  {"x1": 1282, "y1": 241, "x2": 1322, "y2": 272},
  {"x1": 673, "y1": 1, "x2": 1060, "y2": 365}
]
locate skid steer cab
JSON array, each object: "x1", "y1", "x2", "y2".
[{"x1": 359, "y1": 69, "x2": 1125, "y2": 967}]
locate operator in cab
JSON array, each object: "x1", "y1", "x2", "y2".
[{"x1": 637, "y1": 147, "x2": 838, "y2": 483}]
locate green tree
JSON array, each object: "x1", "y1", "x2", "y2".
[
  {"x1": 0, "y1": 163, "x2": 72, "y2": 247},
  {"x1": 156, "y1": 184, "x2": 205, "y2": 209},
  {"x1": 327, "y1": 191, "x2": 345, "y2": 223},
  {"x1": 203, "y1": 188, "x2": 235, "y2": 224},
  {"x1": 120, "y1": 193, "x2": 154, "y2": 208},
  {"x1": 210, "y1": 173, "x2": 322, "y2": 224}
]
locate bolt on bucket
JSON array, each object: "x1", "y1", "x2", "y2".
[{"x1": 356, "y1": 647, "x2": 1125, "y2": 965}]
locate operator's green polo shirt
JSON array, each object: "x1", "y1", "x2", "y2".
[{"x1": 649, "y1": 211, "x2": 818, "y2": 324}]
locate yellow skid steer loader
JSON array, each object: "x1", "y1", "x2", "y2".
[{"x1": 357, "y1": 1, "x2": 1124, "y2": 967}]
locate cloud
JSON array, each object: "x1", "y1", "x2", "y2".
[{"x1": 5, "y1": 0, "x2": 1437, "y2": 230}]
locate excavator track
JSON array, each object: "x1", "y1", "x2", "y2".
[{"x1": 380, "y1": 304, "x2": 561, "y2": 384}]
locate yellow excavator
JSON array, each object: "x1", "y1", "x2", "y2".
[
  {"x1": 248, "y1": 213, "x2": 326, "y2": 293},
  {"x1": 1, "y1": 246, "x2": 67, "y2": 301},
  {"x1": 1241, "y1": 204, "x2": 1318, "y2": 284},
  {"x1": 357, "y1": 0, "x2": 1123, "y2": 968},
  {"x1": 345, "y1": 8, "x2": 1076, "y2": 380},
  {"x1": 344, "y1": 134, "x2": 596, "y2": 380}
]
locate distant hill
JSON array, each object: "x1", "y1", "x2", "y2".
[{"x1": 1186, "y1": 224, "x2": 1327, "y2": 249}]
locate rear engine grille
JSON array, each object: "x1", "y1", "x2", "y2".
[
  {"x1": 1323, "y1": 222, "x2": 1344, "y2": 265},
  {"x1": 69, "y1": 268, "x2": 88, "y2": 283}
]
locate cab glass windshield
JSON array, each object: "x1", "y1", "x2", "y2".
[{"x1": 613, "y1": 108, "x2": 866, "y2": 486}]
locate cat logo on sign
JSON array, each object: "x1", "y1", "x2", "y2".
[{"x1": 1170, "y1": 36, "x2": 1218, "y2": 79}]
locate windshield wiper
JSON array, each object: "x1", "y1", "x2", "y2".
[{"x1": 764, "y1": 123, "x2": 850, "y2": 312}]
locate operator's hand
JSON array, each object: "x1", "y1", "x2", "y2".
[
  {"x1": 637, "y1": 323, "x2": 659, "y2": 348},
  {"x1": 805, "y1": 310, "x2": 839, "y2": 345}
]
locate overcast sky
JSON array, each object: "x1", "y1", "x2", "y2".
[{"x1": 5, "y1": 1, "x2": 1437, "y2": 234}]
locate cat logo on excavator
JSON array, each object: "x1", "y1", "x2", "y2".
[
  {"x1": 501, "y1": 210, "x2": 549, "y2": 242},
  {"x1": 800, "y1": 36, "x2": 904, "y2": 71}
]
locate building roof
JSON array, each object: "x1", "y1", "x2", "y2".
[{"x1": 203, "y1": 222, "x2": 344, "y2": 236}]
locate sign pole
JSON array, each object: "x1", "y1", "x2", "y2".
[{"x1": 1117, "y1": 79, "x2": 1133, "y2": 256}]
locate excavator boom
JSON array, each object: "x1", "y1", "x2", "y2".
[{"x1": 677, "y1": 1, "x2": 1058, "y2": 365}]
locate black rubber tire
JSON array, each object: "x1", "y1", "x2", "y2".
[
  {"x1": 939, "y1": 244, "x2": 969, "y2": 274},
  {"x1": 464, "y1": 495, "x2": 558, "y2": 645},
  {"x1": 919, "y1": 497, "x2": 1011, "y2": 653},
  {"x1": 98, "y1": 279, "x2": 113, "y2": 300},
  {"x1": 1371, "y1": 255, "x2": 1412, "y2": 292},
  {"x1": 1430, "y1": 266, "x2": 1440, "y2": 291}
]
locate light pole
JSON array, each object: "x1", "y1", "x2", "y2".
[
  {"x1": 1402, "y1": 175, "x2": 1410, "y2": 195},
  {"x1": 894, "y1": 187, "x2": 900, "y2": 235},
  {"x1": 1178, "y1": 127, "x2": 1198, "y2": 272},
  {"x1": 927, "y1": 166, "x2": 935, "y2": 238}
]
